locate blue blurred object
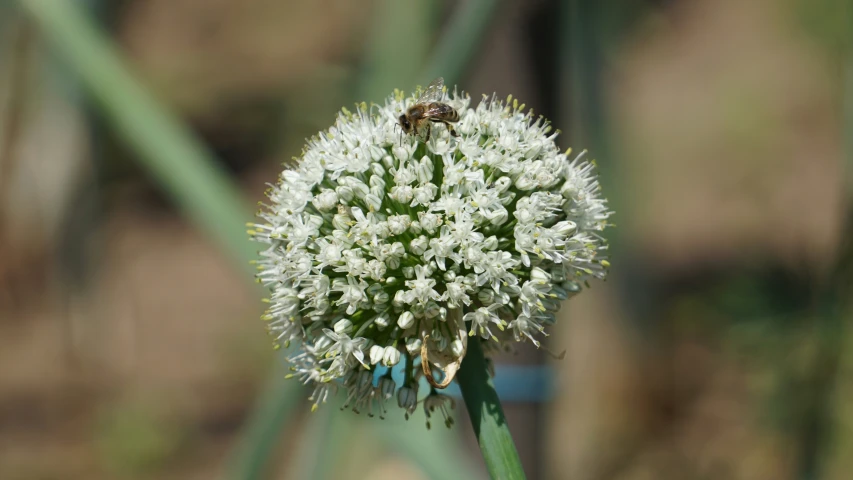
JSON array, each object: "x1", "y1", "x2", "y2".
[
  {"x1": 375, "y1": 361, "x2": 555, "y2": 403},
  {"x1": 444, "y1": 364, "x2": 555, "y2": 402}
]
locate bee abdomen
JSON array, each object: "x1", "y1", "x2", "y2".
[{"x1": 429, "y1": 102, "x2": 459, "y2": 122}]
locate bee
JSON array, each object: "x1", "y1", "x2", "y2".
[{"x1": 398, "y1": 77, "x2": 460, "y2": 142}]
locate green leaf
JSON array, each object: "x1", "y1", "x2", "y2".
[
  {"x1": 422, "y1": 0, "x2": 502, "y2": 85},
  {"x1": 16, "y1": 0, "x2": 256, "y2": 274},
  {"x1": 225, "y1": 366, "x2": 301, "y2": 480},
  {"x1": 457, "y1": 336, "x2": 526, "y2": 479}
]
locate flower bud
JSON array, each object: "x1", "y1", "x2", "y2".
[
  {"x1": 332, "y1": 212, "x2": 352, "y2": 230},
  {"x1": 393, "y1": 144, "x2": 412, "y2": 162},
  {"x1": 369, "y1": 175, "x2": 386, "y2": 191},
  {"x1": 314, "y1": 335, "x2": 333, "y2": 351},
  {"x1": 387, "y1": 257, "x2": 401, "y2": 270},
  {"x1": 366, "y1": 283, "x2": 383, "y2": 297},
  {"x1": 379, "y1": 376, "x2": 396, "y2": 399},
  {"x1": 393, "y1": 289, "x2": 406, "y2": 307},
  {"x1": 551, "y1": 285, "x2": 569, "y2": 300},
  {"x1": 374, "y1": 313, "x2": 390, "y2": 328},
  {"x1": 371, "y1": 162, "x2": 386, "y2": 176},
  {"x1": 335, "y1": 185, "x2": 354, "y2": 202},
  {"x1": 398, "y1": 385, "x2": 418, "y2": 413},
  {"x1": 405, "y1": 337, "x2": 422, "y2": 355},
  {"x1": 412, "y1": 184, "x2": 437, "y2": 206},
  {"x1": 560, "y1": 181, "x2": 578, "y2": 199},
  {"x1": 389, "y1": 242, "x2": 405, "y2": 257},
  {"x1": 314, "y1": 297, "x2": 330, "y2": 314},
  {"x1": 334, "y1": 319, "x2": 353, "y2": 335},
  {"x1": 553, "y1": 220, "x2": 577, "y2": 236},
  {"x1": 350, "y1": 179, "x2": 370, "y2": 199},
  {"x1": 312, "y1": 190, "x2": 338, "y2": 211},
  {"x1": 418, "y1": 212, "x2": 442, "y2": 234},
  {"x1": 364, "y1": 193, "x2": 382, "y2": 211},
  {"x1": 494, "y1": 176, "x2": 512, "y2": 193},
  {"x1": 369, "y1": 144, "x2": 385, "y2": 161},
  {"x1": 369, "y1": 345, "x2": 384, "y2": 365},
  {"x1": 550, "y1": 269, "x2": 566, "y2": 281},
  {"x1": 515, "y1": 176, "x2": 535, "y2": 190},
  {"x1": 370, "y1": 186, "x2": 385, "y2": 199},
  {"x1": 482, "y1": 236, "x2": 499, "y2": 250},
  {"x1": 389, "y1": 185, "x2": 414, "y2": 203},
  {"x1": 490, "y1": 208, "x2": 509, "y2": 226},
  {"x1": 562, "y1": 281, "x2": 582, "y2": 293},
  {"x1": 409, "y1": 236, "x2": 428, "y2": 255},
  {"x1": 543, "y1": 298, "x2": 561, "y2": 312},
  {"x1": 531, "y1": 267, "x2": 550, "y2": 282},
  {"x1": 374, "y1": 291, "x2": 390, "y2": 304},
  {"x1": 397, "y1": 311, "x2": 415, "y2": 329},
  {"x1": 388, "y1": 215, "x2": 411, "y2": 235},
  {"x1": 451, "y1": 339, "x2": 465, "y2": 357},
  {"x1": 478, "y1": 290, "x2": 495, "y2": 304},
  {"x1": 417, "y1": 156, "x2": 434, "y2": 184},
  {"x1": 424, "y1": 302, "x2": 441, "y2": 319},
  {"x1": 382, "y1": 347, "x2": 401, "y2": 366},
  {"x1": 434, "y1": 333, "x2": 448, "y2": 351}
]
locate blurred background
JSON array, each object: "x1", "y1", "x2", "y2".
[{"x1": 0, "y1": 0, "x2": 851, "y2": 478}]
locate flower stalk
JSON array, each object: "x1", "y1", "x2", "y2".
[{"x1": 457, "y1": 335, "x2": 526, "y2": 480}]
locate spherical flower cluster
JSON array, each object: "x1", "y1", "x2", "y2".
[{"x1": 249, "y1": 83, "x2": 612, "y2": 427}]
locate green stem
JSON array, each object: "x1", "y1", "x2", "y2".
[
  {"x1": 457, "y1": 336, "x2": 526, "y2": 480},
  {"x1": 16, "y1": 0, "x2": 256, "y2": 274},
  {"x1": 226, "y1": 368, "x2": 300, "y2": 480}
]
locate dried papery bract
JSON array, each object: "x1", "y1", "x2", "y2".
[{"x1": 249, "y1": 85, "x2": 612, "y2": 426}]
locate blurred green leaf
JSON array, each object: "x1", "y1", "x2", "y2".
[
  {"x1": 789, "y1": 0, "x2": 853, "y2": 57},
  {"x1": 377, "y1": 412, "x2": 485, "y2": 480},
  {"x1": 356, "y1": 0, "x2": 437, "y2": 102},
  {"x1": 14, "y1": 3, "x2": 306, "y2": 480},
  {"x1": 422, "y1": 0, "x2": 501, "y2": 86},
  {"x1": 294, "y1": 408, "x2": 355, "y2": 480},
  {"x1": 95, "y1": 400, "x2": 186, "y2": 476},
  {"x1": 17, "y1": 0, "x2": 256, "y2": 274},
  {"x1": 226, "y1": 365, "x2": 302, "y2": 480}
]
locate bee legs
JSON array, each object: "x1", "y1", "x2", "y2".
[
  {"x1": 446, "y1": 122, "x2": 458, "y2": 137},
  {"x1": 424, "y1": 123, "x2": 431, "y2": 142},
  {"x1": 428, "y1": 118, "x2": 458, "y2": 137}
]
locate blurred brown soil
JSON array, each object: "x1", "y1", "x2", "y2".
[{"x1": 546, "y1": 0, "x2": 846, "y2": 479}]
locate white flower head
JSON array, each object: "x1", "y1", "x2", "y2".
[{"x1": 251, "y1": 82, "x2": 612, "y2": 425}]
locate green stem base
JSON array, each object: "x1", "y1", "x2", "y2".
[{"x1": 457, "y1": 336, "x2": 526, "y2": 480}]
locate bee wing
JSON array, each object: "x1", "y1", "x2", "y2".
[
  {"x1": 422, "y1": 104, "x2": 450, "y2": 118},
  {"x1": 416, "y1": 77, "x2": 445, "y2": 103}
]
